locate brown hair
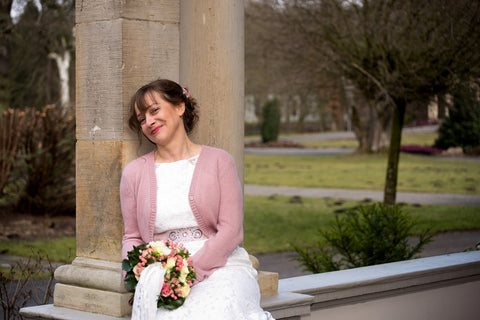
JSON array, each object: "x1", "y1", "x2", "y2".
[{"x1": 128, "y1": 79, "x2": 199, "y2": 136}]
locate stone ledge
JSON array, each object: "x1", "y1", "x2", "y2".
[
  {"x1": 279, "y1": 251, "x2": 480, "y2": 308},
  {"x1": 21, "y1": 291, "x2": 314, "y2": 320},
  {"x1": 261, "y1": 291, "x2": 314, "y2": 319},
  {"x1": 20, "y1": 305, "x2": 130, "y2": 320}
]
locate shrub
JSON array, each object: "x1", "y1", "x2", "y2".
[
  {"x1": 0, "y1": 109, "x2": 26, "y2": 196},
  {"x1": 260, "y1": 98, "x2": 281, "y2": 143},
  {"x1": 0, "y1": 105, "x2": 76, "y2": 215},
  {"x1": 16, "y1": 105, "x2": 76, "y2": 216},
  {"x1": 434, "y1": 83, "x2": 480, "y2": 154},
  {"x1": 0, "y1": 252, "x2": 57, "y2": 320},
  {"x1": 292, "y1": 203, "x2": 435, "y2": 273}
]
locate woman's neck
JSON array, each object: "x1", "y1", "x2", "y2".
[{"x1": 154, "y1": 138, "x2": 201, "y2": 163}]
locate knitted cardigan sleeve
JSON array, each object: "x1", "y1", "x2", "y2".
[
  {"x1": 120, "y1": 159, "x2": 147, "y2": 261},
  {"x1": 189, "y1": 148, "x2": 244, "y2": 282}
]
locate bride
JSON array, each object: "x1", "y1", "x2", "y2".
[{"x1": 120, "y1": 79, "x2": 275, "y2": 319}]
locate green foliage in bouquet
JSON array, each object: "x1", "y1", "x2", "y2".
[
  {"x1": 292, "y1": 203, "x2": 435, "y2": 273},
  {"x1": 122, "y1": 243, "x2": 149, "y2": 291}
]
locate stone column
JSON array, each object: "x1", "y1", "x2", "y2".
[
  {"x1": 52, "y1": 1, "x2": 181, "y2": 317},
  {"x1": 179, "y1": 0, "x2": 245, "y2": 182},
  {"x1": 180, "y1": 0, "x2": 278, "y2": 295}
]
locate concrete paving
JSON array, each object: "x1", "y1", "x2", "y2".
[{"x1": 245, "y1": 185, "x2": 480, "y2": 206}]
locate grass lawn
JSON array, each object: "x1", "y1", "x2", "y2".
[
  {"x1": 279, "y1": 131, "x2": 437, "y2": 149},
  {"x1": 245, "y1": 153, "x2": 480, "y2": 194},
  {"x1": 2, "y1": 196, "x2": 478, "y2": 260},
  {"x1": 243, "y1": 195, "x2": 480, "y2": 254},
  {"x1": 0, "y1": 237, "x2": 75, "y2": 264},
  {"x1": 1, "y1": 195, "x2": 479, "y2": 265}
]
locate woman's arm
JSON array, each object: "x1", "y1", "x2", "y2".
[
  {"x1": 120, "y1": 169, "x2": 144, "y2": 260},
  {"x1": 191, "y1": 151, "x2": 244, "y2": 282}
]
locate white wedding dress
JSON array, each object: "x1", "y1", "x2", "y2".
[{"x1": 132, "y1": 156, "x2": 274, "y2": 320}]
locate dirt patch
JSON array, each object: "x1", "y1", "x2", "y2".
[
  {"x1": 245, "y1": 140, "x2": 306, "y2": 148},
  {"x1": 0, "y1": 212, "x2": 75, "y2": 241}
]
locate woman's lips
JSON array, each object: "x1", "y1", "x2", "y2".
[{"x1": 151, "y1": 126, "x2": 162, "y2": 135}]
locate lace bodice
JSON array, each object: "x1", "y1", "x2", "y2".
[{"x1": 154, "y1": 155, "x2": 199, "y2": 234}]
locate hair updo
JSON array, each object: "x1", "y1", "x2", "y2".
[{"x1": 128, "y1": 79, "x2": 199, "y2": 136}]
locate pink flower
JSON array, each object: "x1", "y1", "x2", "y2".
[{"x1": 161, "y1": 283, "x2": 173, "y2": 297}]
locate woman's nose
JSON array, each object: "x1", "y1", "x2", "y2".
[{"x1": 145, "y1": 114, "x2": 155, "y2": 126}]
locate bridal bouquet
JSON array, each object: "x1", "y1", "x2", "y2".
[{"x1": 122, "y1": 240, "x2": 196, "y2": 310}]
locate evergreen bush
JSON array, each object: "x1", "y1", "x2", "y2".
[
  {"x1": 292, "y1": 203, "x2": 435, "y2": 273},
  {"x1": 434, "y1": 84, "x2": 480, "y2": 154},
  {"x1": 260, "y1": 98, "x2": 281, "y2": 143}
]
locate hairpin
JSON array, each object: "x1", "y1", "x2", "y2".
[{"x1": 183, "y1": 87, "x2": 191, "y2": 99}]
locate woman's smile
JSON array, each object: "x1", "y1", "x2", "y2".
[{"x1": 151, "y1": 125, "x2": 162, "y2": 135}]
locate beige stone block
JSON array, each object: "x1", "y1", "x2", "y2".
[
  {"x1": 54, "y1": 283, "x2": 132, "y2": 317},
  {"x1": 76, "y1": 0, "x2": 179, "y2": 24},
  {"x1": 180, "y1": 0, "x2": 245, "y2": 182},
  {"x1": 76, "y1": 21, "x2": 124, "y2": 141},
  {"x1": 121, "y1": 19, "x2": 180, "y2": 129},
  {"x1": 249, "y1": 255, "x2": 260, "y2": 270},
  {"x1": 76, "y1": 19, "x2": 180, "y2": 142},
  {"x1": 259, "y1": 271, "x2": 279, "y2": 296},
  {"x1": 54, "y1": 257, "x2": 127, "y2": 293},
  {"x1": 121, "y1": 139, "x2": 154, "y2": 169},
  {"x1": 76, "y1": 140, "x2": 124, "y2": 262}
]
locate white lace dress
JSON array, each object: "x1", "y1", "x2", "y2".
[{"x1": 133, "y1": 156, "x2": 274, "y2": 320}]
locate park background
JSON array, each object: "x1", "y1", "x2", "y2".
[{"x1": 0, "y1": 0, "x2": 479, "y2": 318}]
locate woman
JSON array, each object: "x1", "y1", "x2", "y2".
[{"x1": 120, "y1": 79, "x2": 274, "y2": 319}]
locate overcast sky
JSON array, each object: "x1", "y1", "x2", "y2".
[{"x1": 10, "y1": 0, "x2": 42, "y2": 23}]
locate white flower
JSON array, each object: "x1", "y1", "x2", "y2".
[
  {"x1": 177, "y1": 258, "x2": 190, "y2": 282},
  {"x1": 149, "y1": 241, "x2": 171, "y2": 256},
  {"x1": 165, "y1": 257, "x2": 176, "y2": 270},
  {"x1": 133, "y1": 265, "x2": 141, "y2": 281},
  {"x1": 180, "y1": 284, "x2": 191, "y2": 298}
]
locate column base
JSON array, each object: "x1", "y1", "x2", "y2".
[{"x1": 52, "y1": 257, "x2": 132, "y2": 317}]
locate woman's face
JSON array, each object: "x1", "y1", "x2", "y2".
[{"x1": 135, "y1": 91, "x2": 185, "y2": 146}]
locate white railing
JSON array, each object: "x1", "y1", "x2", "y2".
[{"x1": 262, "y1": 251, "x2": 480, "y2": 320}]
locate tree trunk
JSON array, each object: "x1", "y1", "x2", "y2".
[
  {"x1": 384, "y1": 99, "x2": 406, "y2": 205},
  {"x1": 352, "y1": 96, "x2": 392, "y2": 153},
  {"x1": 437, "y1": 94, "x2": 448, "y2": 120},
  {"x1": 48, "y1": 38, "x2": 71, "y2": 108},
  {"x1": 0, "y1": 0, "x2": 13, "y2": 107}
]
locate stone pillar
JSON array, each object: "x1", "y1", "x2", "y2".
[
  {"x1": 179, "y1": 0, "x2": 245, "y2": 182},
  {"x1": 180, "y1": 0, "x2": 278, "y2": 296},
  {"x1": 52, "y1": 1, "x2": 181, "y2": 317}
]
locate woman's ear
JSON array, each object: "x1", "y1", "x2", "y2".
[{"x1": 177, "y1": 102, "x2": 186, "y2": 117}]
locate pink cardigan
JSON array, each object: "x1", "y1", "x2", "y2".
[{"x1": 120, "y1": 146, "x2": 244, "y2": 282}]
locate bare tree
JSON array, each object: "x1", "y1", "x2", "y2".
[
  {"x1": 246, "y1": 0, "x2": 345, "y2": 132},
  {"x1": 280, "y1": 0, "x2": 480, "y2": 204},
  {"x1": 9, "y1": 0, "x2": 74, "y2": 109}
]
